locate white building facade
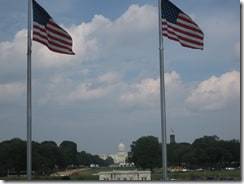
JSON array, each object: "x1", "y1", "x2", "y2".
[{"x1": 99, "y1": 143, "x2": 128, "y2": 165}]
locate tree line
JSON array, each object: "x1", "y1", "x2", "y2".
[
  {"x1": 128, "y1": 135, "x2": 240, "y2": 170},
  {"x1": 0, "y1": 138, "x2": 113, "y2": 177},
  {"x1": 0, "y1": 135, "x2": 240, "y2": 177}
]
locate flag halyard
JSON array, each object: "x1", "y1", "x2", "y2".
[
  {"x1": 161, "y1": 0, "x2": 204, "y2": 49},
  {"x1": 32, "y1": 0, "x2": 75, "y2": 55}
]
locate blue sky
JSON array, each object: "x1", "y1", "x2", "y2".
[{"x1": 0, "y1": 0, "x2": 240, "y2": 154}]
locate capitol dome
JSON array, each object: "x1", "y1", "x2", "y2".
[{"x1": 118, "y1": 143, "x2": 126, "y2": 152}]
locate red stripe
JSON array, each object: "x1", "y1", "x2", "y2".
[
  {"x1": 163, "y1": 33, "x2": 179, "y2": 42},
  {"x1": 176, "y1": 21, "x2": 203, "y2": 35},
  {"x1": 163, "y1": 33, "x2": 202, "y2": 49},
  {"x1": 33, "y1": 26, "x2": 72, "y2": 46},
  {"x1": 46, "y1": 22, "x2": 72, "y2": 40},
  {"x1": 47, "y1": 32, "x2": 72, "y2": 47},
  {"x1": 33, "y1": 37, "x2": 74, "y2": 54},
  {"x1": 177, "y1": 34, "x2": 203, "y2": 46},
  {"x1": 178, "y1": 14, "x2": 198, "y2": 26},
  {"x1": 33, "y1": 31, "x2": 73, "y2": 52},
  {"x1": 33, "y1": 24, "x2": 45, "y2": 31},
  {"x1": 163, "y1": 25, "x2": 203, "y2": 46},
  {"x1": 33, "y1": 22, "x2": 72, "y2": 41},
  {"x1": 162, "y1": 21, "x2": 203, "y2": 40},
  {"x1": 181, "y1": 42, "x2": 203, "y2": 49},
  {"x1": 163, "y1": 28, "x2": 178, "y2": 38},
  {"x1": 48, "y1": 20, "x2": 68, "y2": 34},
  {"x1": 163, "y1": 27, "x2": 203, "y2": 46}
]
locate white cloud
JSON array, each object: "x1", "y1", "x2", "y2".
[
  {"x1": 98, "y1": 72, "x2": 121, "y2": 84},
  {"x1": 165, "y1": 71, "x2": 183, "y2": 92},
  {"x1": 0, "y1": 82, "x2": 25, "y2": 103},
  {"x1": 36, "y1": 72, "x2": 122, "y2": 105},
  {"x1": 186, "y1": 71, "x2": 240, "y2": 111},
  {"x1": 0, "y1": 1, "x2": 240, "y2": 152},
  {"x1": 67, "y1": 83, "x2": 109, "y2": 102},
  {"x1": 120, "y1": 78, "x2": 159, "y2": 106},
  {"x1": 0, "y1": 4, "x2": 157, "y2": 73},
  {"x1": 120, "y1": 71, "x2": 183, "y2": 106}
]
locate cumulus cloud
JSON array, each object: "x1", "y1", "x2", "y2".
[
  {"x1": 120, "y1": 78, "x2": 159, "y2": 106},
  {"x1": 186, "y1": 70, "x2": 240, "y2": 111},
  {"x1": 0, "y1": 2, "x2": 240, "y2": 149},
  {"x1": 120, "y1": 71, "x2": 184, "y2": 106},
  {"x1": 0, "y1": 3, "x2": 158, "y2": 81},
  {"x1": 0, "y1": 3, "x2": 159, "y2": 107},
  {"x1": 67, "y1": 83, "x2": 109, "y2": 102}
]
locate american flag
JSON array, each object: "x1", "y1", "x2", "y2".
[
  {"x1": 161, "y1": 0, "x2": 204, "y2": 49},
  {"x1": 33, "y1": 0, "x2": 74, "y2": 55}
]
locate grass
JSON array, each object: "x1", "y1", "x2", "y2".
[
  {"x1": 1, "y1": 168, "x2": 241, "y2": 181},
  {"x1": 152, "y1": 169, "x2": 241, "y2": 181}
]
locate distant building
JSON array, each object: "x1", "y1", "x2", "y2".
[
  {"x1": 90, "y1": 164, "x2": 99, "y2": 168},
  {"x1": 170, "y1": 134, "x2": 176, "y2": 144},
  {"x1": 99, "y1": 143, "x2": 130, "y2": 166},
  {"x1": 96, "y1": 170, "x2": 151, "y2": 181},
  {"x1": 99, "y1": 154, "x2": 108, "y2": 160}
]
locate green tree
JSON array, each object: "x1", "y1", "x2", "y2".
[
  {"x1": 129, "y1": 136, "x2": 161, "y2": 170},
  {"x1": 0, "y1": 138, "x2": 26, "y2": 176},
  {"x1": 167, "y1": 143, "x2": 191, "y2": 166},
  {"x1": 59, "y1": 141, "x2": 78, "y2": 167},
  {"x1": 104, "y1": 156, "x2": 114, "y2": 166}
]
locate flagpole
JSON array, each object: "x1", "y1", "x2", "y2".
[
  {"x1": 158, "y1": 0, "x2": 167, "y2": 181},
  {"x1": 27, "y1": 0, "x2": 32, "y2": 180}
]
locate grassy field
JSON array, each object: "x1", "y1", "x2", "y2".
[
  {"x1": 1, "y1": 167, "x2": 241, "y2": 181},
  {"x1": 152, "y1": 168, "x2": 241, "y2": 181}
]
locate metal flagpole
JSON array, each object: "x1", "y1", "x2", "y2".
[
  {"x1": 27, "y1": 0, "x2": 32, "y2": 180},
  {"x1": 158, "y1": 0, "x2": 167, "y2": 181}
]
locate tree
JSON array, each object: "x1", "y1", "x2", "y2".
[
  {"x1": 167, "y1": 143, "x2": 191, "y2": 166},
  {"x1": 104, "y1": 156, "x2": 114, "y2": 166},
  {"x1": 0, "y1": 138, "x2": 26, "y2": 176},
  {"x1": 129, "y1": 136, "x2": 161, "y2": 170},
  {"x1": 77, "y1": 151, "x2": 113, "y2": 167},
  {"x1": 59, "y1": 141, "x2": 78, "y2": 167}
]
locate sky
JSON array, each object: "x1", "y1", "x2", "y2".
[{"x1": 0, "y1": 0, "x2": 240, "y2": 154}]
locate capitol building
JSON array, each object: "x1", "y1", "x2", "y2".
[{"x1": 99, "y1": 143, "x2": 132, "y2": 166}]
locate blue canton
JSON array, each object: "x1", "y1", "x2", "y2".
[
  {"x1": 33, "y1": 0, "x2": 51, "y2": 26},
  {"x1": 161, "y1": 0, "x2": 183, "y2": 24}
]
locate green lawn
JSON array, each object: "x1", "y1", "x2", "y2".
[
  {"x1": 1, "y1": 168, "x2": 241, "y2": 181},
  {"x1": 152, "y1": 169, "x2": 241, "y2": 181}
]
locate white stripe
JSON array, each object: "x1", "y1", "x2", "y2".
[
  {"x1": 180, "y1": 40, "x2": 203, "y2": 49},
  {"x1": 178, "y1": 13, "x2": 194, "y2": 22},
  {"x1": 162, "y1": 19, "x2": 204, "y2": 38},
  {"x1": 49, "y1": 19, "x2": 70, "y2": 36},
  {"x1": 33, "y1": 27, "x2": 72, "y2": 47},
  {"x1": 33, "y1": 29, "x2": 72, "y2": 50},
  {"x1": 33, "y1": 35, "x2": 73, "y2": 54},
  {"x1": 163, "y1": 30, "x2": 203, "y2": 49},
  {"x1": 162, "y1": 25, "x2": 203, "y2": 43},
  {"x1": 46, "y1": 22, "x2": 70, "y2": 37},
  {"x1": 33, "y1": 22, "x2": 72, "y2": 44},
  {"x1": 163, "y1": 19, "x2": 203, "y2": 37},
  {"x1": 177, "y1": 18, "x2": 201, "y2": 31},
  {"x1": 163, "y1": 30, "x2": 178, "y2": 40}
]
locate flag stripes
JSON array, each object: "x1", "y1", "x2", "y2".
[
  {"x1": 33, "y1": 0, "x2": 74, "y2": 55},
  {"x1": 161, "y1": 0, "x2": 204, "y2": 49}
]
